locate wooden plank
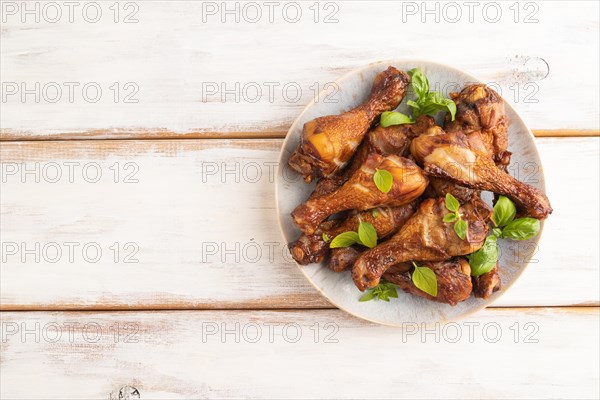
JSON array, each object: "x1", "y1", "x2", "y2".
[
  {"x1": 1, "y1": 308, "x2": 598, "y2": 399},
  {"x1": 1, "y1": 1, "x2": 598, "y2": 140},
  {"x1": 0, "y1": 139, "x2": 330, "y2": 309},
  {"x1": 0, "y1": 137, "x2": 598, "y2": 309}
]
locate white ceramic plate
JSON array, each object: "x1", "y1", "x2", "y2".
[{"x1": 276, "y1": 60, "x2": 546, "y2": 326}]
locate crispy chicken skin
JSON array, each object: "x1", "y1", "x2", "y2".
[
  {"x1": 424, "y1": 177, "x2": 477, "y2": 204},
  {"x1": 308, "y1": 116, "x2": 434, "y2": 199},
  {"x1": 411, "y1": 130, "x2": 552, "y2": 219},
  {"x1": 429, "y1": 85, "x2": 505, "y2": 201},
  {"x1": 352, "y1": 197, "x2": 491, "y2": 291},
  {"x1": 326, "y1": 204, "x2": 416, "y2": 271},
  {"x1": 329, "y1": 247, "x2": 362, "y2": 272},
  {"x1": 290, "y1": 203, "x2": 417, "y2": 265},
  {"x1": 292, "y1": 153, "x2": 428, "y2": 235},
  {"x1": 404, "y1": 122, "x2": 477, "y2": 203},
  {"x1": 383, "y1": 258, "x2": 473, "y2": 305},
  {"x1": 332, "y1": 203, "x2": 417, "y2": 240},
  {"x1": 472, "y1": 263, "x2": 502, "y2": 299},
  {"x1": 444, "y1": 84, "x2": 510, "y2": 170},
  {"x1": 288, "y1": 67, "x2": 410, "y2": 182},
  {"x1": 288, "y1": 234, "x2": 328, "y2": 265},
  {"x1": 368, "y1": 115, "x2": 436, "y2": 156}
]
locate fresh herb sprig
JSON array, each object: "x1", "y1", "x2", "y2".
[
  {"x1": 443, "y1": 193, "x2": 468, "y2": 240},
  {"x1": 359, "y1": 280, "x2": 398, "y2": 302},
  {"x1": 359, "y1": 262, "x2": 438, "y2": 301},
  {"x1": 378, "y1": 68, "x2": 456, "y2": 128},
  {"x1": 359, "y1": 262, "x2": 439, "y2": 301},
  {"x1": 407, "y1": 68, "x2": 457, "y2": 121},
  {"x1": 330, "y1": 221, "x2": 378, "y2": 249},
  {"x1": 468, "y1": 196, "x2": 541, "y2": 276}
]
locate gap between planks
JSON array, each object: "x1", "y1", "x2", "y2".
[{"x1": 1, "y1": 129, "x2": 599, "y2": 142}]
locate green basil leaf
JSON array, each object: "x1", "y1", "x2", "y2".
[
  {"x1": 359, "y1": 291, "x2": 375, "y2": 302},
  {"x1": 492, "y1": 196, "x2": 517, "y2": 227},
  {"x1": 468, "y1": 235, "x2": 499, "y2": 277},
  {"x1": 492, "y1": 228, "x2": 503, "y2": 237},
  {"x1": 384, "y1": 281, "x2": 396, "y2": 289},
  {"x1": 412, "y1": 264, "x2": 438, "y2": 297},
  {"x1": 502, "y1": 218, "x2": 540, "y2": 241},
  {"x1": 415, "y1": 102, "x2": 438, "y2": 117},
  {"x1": 454, "y1": 219, "x2": 468, "y2": 240},
  {"x1": 445, "y1": 193, "x2": 460, "y2": 212},
  {"x1": 408, "y1": 68, "x2": 429, "y2": 99},
  {"x1": 322, "y1": 233, "x2": 330, "y2": 243},
  {"x1": 373, "y1": 169, "x2": 393, "y2": 193},
  {"x1": 429, "y1": 92, "x2": 457, "y2": 121},
  {"x1": 330, "y1": 231, "x2": 360, "y2": 248},
  {"x1": 418, "y1": 92, "x2": 457, "y2": 121},
  {"x1": 358, "y1": 222, "x2": 377, "y2": 249},
  {"x1": 380, "y1": 111, "x2": 414, "y2": 127},
  {"x1": 426, "y1": 91, "x2": 446, "y2": 105},
  {"x1": 443, "y1": 213, "x2": 458, "y2": 223},
  {"x1": 446, "y1": 100, "x2": 457, "y2": 121},
  {"x1": 371, "y1": 210, "x2": 379, "y2": 218},
  {"x1": 406, "y1": 100, "x2": 421, "y2": 111}
]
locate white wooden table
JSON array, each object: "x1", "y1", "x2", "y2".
[{"x1": 1, "y1": 1, "x2": 599, "y2": 398}]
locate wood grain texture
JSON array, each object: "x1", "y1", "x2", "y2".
[
  {"x1": 1, "y1": 137, "x2": 598, "y2": 310},
  {"x1": 1, "y1": 308, "x2": 598, "y2": 399},
  {"x1": 1, "y1": 1, "x2": 599, "y2": 140}
]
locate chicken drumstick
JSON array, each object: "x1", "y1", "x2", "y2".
[
  {"x1": 288, "y1": 66, "x2": 410, "y2": 182},
  {"x1": 292, "y1": 153, "x2": 428, "y2": 235},
  {"x1": 352, "y1": 197, "x2": 491, "y2": 291},
  {"x1": 410, "y1": 130, "x2": 552, "y2": 219}
]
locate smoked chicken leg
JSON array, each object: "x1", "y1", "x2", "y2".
[
  {"x1": 290, "y1": 203, "x2": 416, "y2": 265},
  {"x1": 292, "y1": 153, "x2": 428, "y2": 235},
  {"x1": 426, "y1": 83, "x2": 510, "y2": 201},
  {"x1": 308, "y1": 115, "x2": 434, "y2": 199},
  {"x1": 410, "y1": 130, "x2": 552, "y2": 219},
  {"x1": 288, "y1": 66, "x2": 410, "y2": 182},
  {"x1": 328, "y1": 247, "x2": 362, "y2": 272},
  {"x1": 326, "y1": 204, "x2": 415, "y2": 271},
  {"x1": 383, "y1": 258, "x2": 473, "y2": 306},
  {"x1": 472, "y1": 263, "x2": 502, "y2": 299},
  {"x1": 352, "y1": 197, "x2": 491, "y2": 291},
  {"x1": 444, "y1": 84, "x2": 510, "y2": 170}
]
